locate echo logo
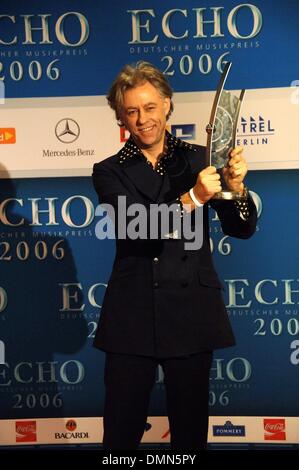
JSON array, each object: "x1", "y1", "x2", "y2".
[{"x1": 0, "y1": 340, "x2": 5, "y2": 365}]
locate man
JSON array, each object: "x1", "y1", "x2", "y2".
[{"x1": 92, "y1": 61, "x2": 257, "y2": 450}]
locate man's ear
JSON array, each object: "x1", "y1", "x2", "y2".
[
  {"x1": 163, "y1": 97, "x2": 171, "y2": 116},
  {"x1": 116, "y1": 110, "x2": 125, "y2": 127}
]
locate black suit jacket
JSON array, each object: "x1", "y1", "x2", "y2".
[{"x1": 92, "y1": 143, "x2": 257, "y2": 357}]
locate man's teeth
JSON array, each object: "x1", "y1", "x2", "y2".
[{"x1": 141, "y1": 126, "x2": 154, "y2": 132}]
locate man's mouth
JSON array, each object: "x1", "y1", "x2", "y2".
[{"x1": 139, "y1": 125, "x2": 155, "y2": 133}]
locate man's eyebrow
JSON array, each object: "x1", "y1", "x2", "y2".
[{"x1": 125, "y1": 102, "x2": 157, "y2": 110}]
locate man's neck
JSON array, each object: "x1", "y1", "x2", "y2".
[{"x1": 140, "y1": 136, "x2": 167, "y2": 167}]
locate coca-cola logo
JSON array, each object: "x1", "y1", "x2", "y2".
[
  {"x1": 264, "y1": 419, "x2": 286, "y2": 441},
  {"x1": 15, "y1": 420, "x2": 37, "y2": 443},
  {"x1": 16, "y1": 423, "x2": 35, "y2": 433},
  {"x1": 265, "y1": 423, "x2": 284, "y2": 432}
]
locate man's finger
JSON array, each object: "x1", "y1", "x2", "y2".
[
  {"x1": 230, "y1": 146, "x2": 243, "y2": 157},
  {"x1": 204, "y1": 165, "x2": 218, "y2": 174},
  {"x1": 228, "y1": 154, "x2": 244, "y2": 166}
]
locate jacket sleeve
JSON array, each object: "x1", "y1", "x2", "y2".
[{"x1": 209, "y1": 194, "x2": 257, "y2": 239}]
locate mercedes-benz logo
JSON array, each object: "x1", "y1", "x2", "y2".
[{"x1": 55, "y1": 118, "x2": 80, "y2": 143}]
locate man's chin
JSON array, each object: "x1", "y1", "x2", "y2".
[{"x1": 135, "y1": 137, "x2": 157, "y2": 149}]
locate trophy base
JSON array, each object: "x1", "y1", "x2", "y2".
[{"x1": 213, "y1": 190, "x2": 244, "y2": 200}]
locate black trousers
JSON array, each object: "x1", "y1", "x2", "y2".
[{"x1": 103, "y1": 351, "x2": 213, "y2": 450}]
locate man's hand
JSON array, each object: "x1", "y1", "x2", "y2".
[
  {"x1": 193, "y1": 166, "x2": 222, "y2": 204},
  {"x1": 222, "y1": 146, "x2": 247, "y2": 194},
  {"x1": 182, "y1": 147, "x2": 248, "y2": 210}
]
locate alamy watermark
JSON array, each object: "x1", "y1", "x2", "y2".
[
  {"x1": 95, "y1": 196, "x2": 203, "y2": 250},
  {"x1": 0, "y1": 81, "x2": 5, "y2": 104},
  {"x1": 0, "y1": 340, "x2": 5, "y2": 365}
]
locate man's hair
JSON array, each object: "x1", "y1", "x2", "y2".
[{"x1": 107, "y1": 61, "x2": 174, "y2": 125}]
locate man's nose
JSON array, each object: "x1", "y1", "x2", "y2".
[{"x1": 137, "y1": 109, "x2": 147, "y2": 124}]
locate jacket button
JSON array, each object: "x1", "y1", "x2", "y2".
[
  {"x1": 153, "y1": 257, "x2": 159, "y2": 263},
  {"x1": 153, "y1": 282, "x2": 159, "y2": 288},
  {"x1": 181, "y1": 254, "x2": 188, "y2": 261},
  {"x1": 181, "y1": 282, "x2": 188, "y2": 288}
]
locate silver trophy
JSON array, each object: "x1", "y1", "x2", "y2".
[{"x1": 206, "y1": 62, "x2": 245, "y2": 200}]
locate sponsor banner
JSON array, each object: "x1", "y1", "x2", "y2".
[
  {"x1": 0, "y1": 96, "x2": 116, "y2": 178},
  {"x1": 169, "y1": 87, "x2": 299, "y2": 170},
  {"x1": 209, "y1": 416, "x2": 299, "y2": 443},
  {"x1": 38, "y1": 417, "x2": 102, "y2": 444},
  {"x1": 1, "y1": 416, "x2": 299, "y2": 445},
  {"x1": 141, "y1": 417, "x2": 170, "y2": 443},
  {"x1": 1, "y1": 86, "x2": 298, "y2": 178},
  {"x1": 0, "y1": 417, "x2": 102, "y2": 445}
]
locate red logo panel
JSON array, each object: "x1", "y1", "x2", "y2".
[
  {"x1": 264, "y1": 418, "x2": 286, "y2": 440},
  {"x1": 16, "y1": 420, "x2": 37, "y2": 442}
]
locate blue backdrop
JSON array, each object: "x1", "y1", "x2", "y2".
[{"x1": 0, "y1": 0, "x2": 299, "y2": 446}]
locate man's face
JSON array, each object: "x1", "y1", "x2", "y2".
[{"x1": 120, "y1": 81, "x2": 171, "y2": 152}]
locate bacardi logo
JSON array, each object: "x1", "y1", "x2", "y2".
[{"x1": 66, "y1": 419, "x2": 77, "y2": 431}]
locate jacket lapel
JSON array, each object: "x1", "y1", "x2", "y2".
[
  {"x1": 120, "y1": 144, "x2": 206, "y2": 203},
  {"x1": 157, "y1": 146, "x2": 203, "y2": 202},
  {"x1": 121, "y1": 156, "x2": 163, "y2": 201}
]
